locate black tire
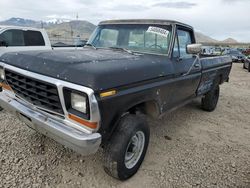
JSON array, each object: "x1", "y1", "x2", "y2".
[
  {"x1": 248, "y1": 63, "x2": 250, "y2": 72},
  {"x1": 103, "y1": 114, "x2": 150, "y2": 180},
  {"x1": 201, "y1": 85, "x2": 220, "y2": 112},
  {"x1": 0, "y1": 106, "x2": 3, "y2": 111},
  {"x1": 243, "y1": 63, "x2": 247, "y2": 69}
]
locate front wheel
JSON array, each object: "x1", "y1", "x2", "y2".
[
  {"x1": 103, "y1": 114, "x2": 150, "y2": 180},
  {"x1": 201, "y1": 85, "x2": 220, "y2": 112}
]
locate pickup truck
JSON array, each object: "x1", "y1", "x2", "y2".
[
  {"x1": 0, "y1": 25, "x2": 84, "y2": 56},
  {"x1": 0, "y1": 19, "x2": 232, "y2": 180},
  {"x1": 0, "y1": 25, "x2": 52, "y2": 56},
  {"x1": 0, "y1": 25, "x2": 85, "y2": 110}
]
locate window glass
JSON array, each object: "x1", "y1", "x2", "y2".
[
  {"x1": 0, "y1": 29, "x2": 45, "y2": 46},
  {"x1": 99, "y1": 29, "x2": 118, "y2": 47},
  {"x1": 177, "y1": 29, "x2": 192, "y2": 58},
  {"x1": 24, "y1": 30, "x2": 45, "y2": 46},
  {"x1": 173, "y1": 35, "x2": 179, "y2": 58},
  {"x1": 0, "y1": 29, "x2": 25, "y2": 46},
  {"x1": 88, "y1": 24, "x2": 172, "y2": 55}
]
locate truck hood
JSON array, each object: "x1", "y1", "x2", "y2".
[{"x1": 0, "y1": 48, "x2": 171, "y2": 91}]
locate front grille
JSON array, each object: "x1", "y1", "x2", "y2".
[{"x1": 5, "y1": 69, "x2": 64, "y2": 115}]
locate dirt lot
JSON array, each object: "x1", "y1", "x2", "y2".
[{"x1": 0, "y1": 63, "x2": 250, "y2": 188}]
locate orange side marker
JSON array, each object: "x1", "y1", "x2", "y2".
[{"x1": 68, "y1": 114, "x2": 97, "y2": 129}]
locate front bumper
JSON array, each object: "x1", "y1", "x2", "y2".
[{"x1": 0, "y1": 90, "x2": 101, "y2": 155}]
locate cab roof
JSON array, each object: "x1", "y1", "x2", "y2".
[
  {"x1": 99, "y1": 19, "x2": 193, "y2": 29},
  {"x1": 0, "y1": 25, "x2": 45, "y2": 32}
]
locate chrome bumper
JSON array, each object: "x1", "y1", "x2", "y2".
[{"x1": 0, "y1": 91, "x2": 101, "y2": 155}]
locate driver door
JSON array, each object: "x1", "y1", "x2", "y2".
[{"x1": 170, "y1": 27, "x2": 202, "y2": 105}]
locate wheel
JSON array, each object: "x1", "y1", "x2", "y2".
[
  {"x1": 243, "y1": 62, "x2": 247, "y2": 69},
  {"x1": 248, "y1": 63, "x2": 250, "y2": 72},
  {"x1": 103, "y1": 114, "x2": 150, "y2": 180},
  {"x1": 0, "y1": 106, "x2": 3, "y2": 111},
  {"x1": 201, "y1": 85, "x2": 220, "y2": 112}
]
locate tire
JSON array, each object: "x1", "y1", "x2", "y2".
[
  {"x1": 201, "y1": 85, "x2": 220, "y2": 112},
  {"x1": 243, "y1": 63, "x2": 247, "y2": 69},
  {"x1": 103, "y1": 114, "x2": 150, "y2": 180},
  {"x1": 248, "y1": 63, "x2": 250, "y2": 72},
  {"x1": 0, "y1": 106, "x2": 3, "y2": 111}
]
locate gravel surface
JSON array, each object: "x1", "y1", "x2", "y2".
[{"x1": 0, "y1": 63, "x2": 250, "y2": 188}]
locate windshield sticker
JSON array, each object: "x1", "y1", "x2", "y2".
[{"x1": 146, "y1": 26, "x2": 169, "y2": 38}]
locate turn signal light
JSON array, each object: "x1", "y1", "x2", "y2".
[
  {"x1": 1, "y1": 83, "x2": 12, "y2": 91},
  {"x1": 68, "y1": 114, "x2": 98, "y2": 129},
  {"x1": 100, "y1": 90, "x2": 117, "y2": 98}
]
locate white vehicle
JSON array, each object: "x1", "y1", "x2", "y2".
[{"x1": 0, "y1": 25, "x2": 52, "y2": 56}]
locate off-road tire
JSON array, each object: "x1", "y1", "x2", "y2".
[
  {"x1": 201, "y1": 85, "x2": 220, "y2": 112},
  {"x1": 103, "y1": 114, "x2": 150, "y2": 180}
]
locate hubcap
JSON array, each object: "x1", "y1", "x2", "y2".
[{"x1": 125, "y1": 131, "x2": 145, "y2": 169}]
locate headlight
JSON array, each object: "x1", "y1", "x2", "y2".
[
  {"x1": 0, "y1": 66, "x2": 4, "y2": 81},
  {"x1": 71, "y1": 92, "x2": 87, "y2": 113},
  {"x1": 63, "y1": 88, "x2": 89, "y2": 119}
]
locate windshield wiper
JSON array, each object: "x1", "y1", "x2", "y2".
[
  {"x1": 108, "y1": 47, "x2": 133, "y2": 54},
  {"x1": 85, "y1": 43, "x2": 97, "y2": 50}
]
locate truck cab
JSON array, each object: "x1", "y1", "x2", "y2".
[{"x1": 0, "y1": 25, "x2": 51, "y2": 56}]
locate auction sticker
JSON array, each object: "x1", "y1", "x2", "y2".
[{"x1": 146, "y1": 26, "x2": 169, "y2": 37}]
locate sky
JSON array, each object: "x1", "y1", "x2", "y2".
[{"x1": 0, "y1": 0, "x2": 250, "y2": 42}]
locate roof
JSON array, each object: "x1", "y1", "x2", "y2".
[
  {"x1": 0, "y1": 25, "x2": 44, "y2": 32},
  {"x1": 99, "y1": 19, "x2": 193, "y2": 29}
]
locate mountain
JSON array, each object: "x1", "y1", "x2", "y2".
[
  {"x1": 0, "y1": 17, "x2": 240, "y2": 44},
  {"x1": 195, "y1": 32, "x2": 218, "y2": 43},
  {"x1": 0, "y1": 17, "x2": 96, "y2": 40},
  {"x1": 0, "y1": 17, "x2": 43, "y2": 27},
  {"x1": 46, "y1": 20, "x2": 96, "y2": 39},
  {"x1": 222, "y1": 38, "x2": 238, "y2": 43},
  {"x1": 195, "y1": 32, "x2": 239, "y2": 44}
]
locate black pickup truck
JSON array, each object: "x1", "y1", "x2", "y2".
[{"x1": 0, "y1": 19, "x2": 232, "y2": 180}]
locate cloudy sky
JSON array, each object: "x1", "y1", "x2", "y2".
[{"x1": 1, "y1": 0, "x2": 250, "y2": 42}]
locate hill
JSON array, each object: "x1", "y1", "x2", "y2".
[
  {"x1": 222, "y1": 38, "x2": 238, "y2": 43},
  {"x1": 195, "y1": 32, "x2": 218, "y2": 43},
  {"x1": 0, "y1": 17, "x2": 48, "y2": 28},
  {"x1": 0, "y1": 17, "x2": 239, "y2": 44},
  {"x1": 46, "y1": 20, "x2": 96, "y2": 39}
]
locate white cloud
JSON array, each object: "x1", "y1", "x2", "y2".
[{"x1": 0, "y1": 0, "x2": 250, "y2": 42}]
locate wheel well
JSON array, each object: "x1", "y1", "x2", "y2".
[{"x1": 126, "y1": 100, "x2": 160, "y2": 119}]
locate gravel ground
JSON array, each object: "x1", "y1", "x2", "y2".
[{"x1": 0, "y1": 63, "x2": 250, "y2": 188}]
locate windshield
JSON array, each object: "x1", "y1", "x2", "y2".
[
  {"x1": 229, "y1": 50, "x2": 242, "y2": 55},
  {"x1": 88, "y1": 24, "x2": 172, "y2": 55}
]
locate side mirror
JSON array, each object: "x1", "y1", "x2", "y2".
[
  {"x1": 187, "y1": 44, "x2": 202, "y2": 54},
  {"x1": 0, "y1": 40, "x2": 8, "y2": 47}
]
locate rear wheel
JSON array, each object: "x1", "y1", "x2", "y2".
[
  {"x1": 201, "y1": 85, "x2": 220, "y2": 112},
  {"x1": 103, "y1": 114, "x2": 150, "y2": 180},
  {"x1": 243, "y1": 62, "x2": 247, "y2": 69}
]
